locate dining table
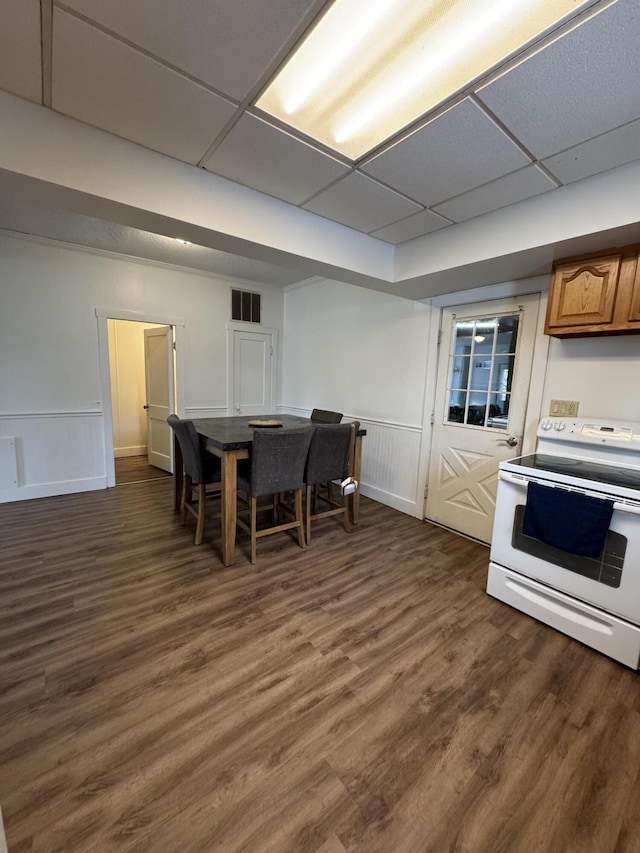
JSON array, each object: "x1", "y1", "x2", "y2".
[{"x1": 172, "y1": 414, "x2": 366, "y2": 566}]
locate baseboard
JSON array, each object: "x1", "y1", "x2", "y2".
[
  {"x1": 0, "y1": 476, "x2": 107, "y2": 504},
  {"x1": 359, "y1": 483, "x2": 418, "y2": 517},
  {"x1": 114, "y1": 446, "x2": 146, "y2": 458}
]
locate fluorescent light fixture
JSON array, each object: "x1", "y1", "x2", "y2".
[{"x1": 256, "y1": 0, "x2": 593, "y2": 160}]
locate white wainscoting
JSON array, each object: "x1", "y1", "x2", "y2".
[
  {"x1": 279, "y1": 406, "x2": 423, "y2": 516},
  {"x1": 184, "y1": 406, "x2": 228, "y2": 419},
  {"x1": 0, "y1": 410, "x2": 106, "y2": 503}
]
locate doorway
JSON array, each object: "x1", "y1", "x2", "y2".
[
  {"x1": 425, "y1": 294, "x2": 542, "y2": 543},
  {"x1": 96, "y1": 307, "x2": 185, "y2": 489},
  {"x1": 108, "y1": 320, "x2": 174, "y2": 484}
]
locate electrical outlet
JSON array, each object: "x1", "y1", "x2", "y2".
[{"x1": 550, "y1": 399, "x2": 579, "y2": 417}]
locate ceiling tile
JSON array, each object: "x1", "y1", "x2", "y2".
[
  {"x1": 433, "y1": 165, "x2": 557, "y2": 223},
  {"x1": 52, "y1": 11, "x2": 237, "y2": 165},
  {"x1": 0, "y1": 0, "x2": 41, "y2": 103},
  {"x1": 60, "y1": 0, "x2": 321, "y2": 102},
  {"x1": 302, "y1": 172, "x2": 422, "y2": 234},
  {"x1": 361, "y1": 99, "x2": 531, "y2": 207},
  {"x1": 371, "y1": 210, "x2": 450, "y2": 244},
  {"x1": 203, "y1": 114, "x2": 349, "y2": 205},
  {"x1": 478, "y1": 0, "x2": 640, "y2": 159},
  {"x1": 543, "y1": 119, "x2": 640, "y2": 184}
]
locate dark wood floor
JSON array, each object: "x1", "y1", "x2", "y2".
[
  {"x1": 0, "y1": 481, "x2": 639, "y2": 853},
  {"x1": 114, "y1": 455, "x2": 172, "y2": 486}
]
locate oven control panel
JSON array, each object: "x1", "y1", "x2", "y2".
[{"x1": 537, "y1": 418, "x2": 640, "y2": 447}]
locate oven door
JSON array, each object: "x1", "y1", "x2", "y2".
[{"x1": 490, "y1": 469, "x2": 640, "y2": 624}]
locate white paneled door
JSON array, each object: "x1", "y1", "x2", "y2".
[
  {"x1": 425, "y1": 295, "x2": 540, "y2": 543},
  {"x1": 144, "y1": 326, "x2": 175, "y2": 472},
  {"x1": 231, "y1": 328, "x2": 274, "y2": 416}
]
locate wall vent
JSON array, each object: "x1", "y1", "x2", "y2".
[{"x1": 231, "y1": 289, "x2": 261, "y2": 324}]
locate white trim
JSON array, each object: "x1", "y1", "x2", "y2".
[
  {"x1": 360, "y1": 483, "x2": 417, "y2": 516},
  {"x1": 279, "y1": 406, "x2": 423, "y2": 432},
  {"x1": 0, "y1": 409, "x2": 102, "y2": 419},
  {"x1": 184, "y1": 406, "x2": 227, "y2": 418},
  {"x1": 97, "y1": 311, "x2": 185, "y2": 488},
  {"x1": 0, "y1": 476, "x2": 106, "y2": 504},
  {"x1": 426, "y1": 275, "x2": 550, "y2": 308}
]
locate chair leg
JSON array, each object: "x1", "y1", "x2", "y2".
[
  {"x1": 305, "y1": 485, "x2": 312, "y2": 545},
  {"x1": 250, "y1": 495, "x2": 258, "y2": 565},
  {"x1": 181, "y1": 474, "x2": 192, "y2": 524},
  {"x1": 194, "y1": 483, "x2": 206, "y2": 545},
  {"x1": 295, "y1": 488, "x2": 306, "y2": 549}
]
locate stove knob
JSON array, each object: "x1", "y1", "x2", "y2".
[
  {"x1": 553, "y1": 421, "x2": 566, "y2": 431},
  {"x1": 540, "y1": 420, "x2": 552, "y2": 430}
]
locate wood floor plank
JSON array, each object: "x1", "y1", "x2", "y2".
[{"x1": 1, "y1": 480, "x2": 639, "y2": 852}]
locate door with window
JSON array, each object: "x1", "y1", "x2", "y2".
[{"x1": 425, "y1": 295, "x2": 539, "y2": 543}]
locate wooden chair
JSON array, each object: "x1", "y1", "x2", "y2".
[
  {"x1": 304, "y1": 422, "x2": 358, "y2": 544},
  {"x1": 310, "y1": 408, "x2": 343, "y2": 423},
  {"x1": 167, "y1": 414, "x2": 222, "y2": 545},
  {"x1": 236, "y1": 426, "x2": 314, "y2": 564}
]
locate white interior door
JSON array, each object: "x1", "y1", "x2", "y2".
[
  {"x1": 144, "y1": 326, "x2": 174, "y2": 472},
  {"x1": 231, "y1": 329, "x2": 274, "y2": 416},
  {"x1": 425, "y1": 294, "x2": 540, "y2": 543}
]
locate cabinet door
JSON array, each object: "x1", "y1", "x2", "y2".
[
  {"x1": 628, "y1": 254, "x2": 640, "y2": 323},
  {"x1": 545, "y1": 255, "x2": 621, "y2": 333}
]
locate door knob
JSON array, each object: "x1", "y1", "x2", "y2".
[
  {"x1": 505, "y1": 435, "x2": 519, "y2": 446},
  {"x1": 143, "y1": 404, "x2": 149, "y2": 410},
  {"x1": 235, "y1": 405, "x2": 241, "y2": 412}
]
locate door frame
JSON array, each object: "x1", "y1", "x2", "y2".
[
  {"x1": 416, "y1": 280, "x2": 551, "y2": 522},
  {"x1": 226, "y1": 323, "x2": 278, "y2": 416},
  {"x1": 96, "y1": 307, "x2": 185, "y2": 488}
]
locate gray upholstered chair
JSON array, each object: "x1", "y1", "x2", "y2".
[
  {"x1": 310, "y1": 408, "x2": 343, "y2": 424},
  {"x1": 304, "y1": 422, "x2": 358, "y2": 543},
  {"x1": 236, "y1": 426, "x2": 314, "y2": 564},
  {"x1": 167, "y1": 414, "x2": 222, "y2": 545}
]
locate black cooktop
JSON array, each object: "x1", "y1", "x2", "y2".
[{"x1": 505, "y1": 453, "x2": 640, "y2": 492}]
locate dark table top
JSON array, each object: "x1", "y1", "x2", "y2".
[{"x1": 192, "y1": 414, "x2": 365, "y2": 452}]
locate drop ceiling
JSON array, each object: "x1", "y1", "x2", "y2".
[{"x1": 1, "y1": 0, "x2": 639, "y2": 293}]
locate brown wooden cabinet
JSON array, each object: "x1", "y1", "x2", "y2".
[{"x1": 545, "y1": 244, "x2": 640, "y2": 337}]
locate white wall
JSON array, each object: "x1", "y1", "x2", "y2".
[
  {"x1": 0, "y1": 232, "x2": 284, "y2": 502},
  {"x1": 283, "y1": 274, "x2": 640, "y2": 519},
  {"x1": 542, "y1": 335, "x2": 640, "y2": 421},
  {"x1": 282, "y1": 277, "x2": 432, "y2": 515}
]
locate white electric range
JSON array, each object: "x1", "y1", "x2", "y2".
[{"x1": 487, "y1": 417, "x2": 640, "y2": 669}]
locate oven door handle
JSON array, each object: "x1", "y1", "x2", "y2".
[
  {"x1": 498, "y1": 471, "x2": 528, "y2": 486},
  {"x1": 613, "y1": 501, "x2": 640, "y2": 515},
  {"x1": 498, "y1": 471, "x2": 640, "y2": 513}
]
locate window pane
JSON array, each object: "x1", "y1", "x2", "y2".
[
  {"x1": 490, "y1": 355, "x2": 515, "y2": 392},
  {"x1": 469, "y1": 357, "x2": 492, "y2": 391},
  {"x1": 487, "y1": 393, "x2": 509, "y2": 429},
  {"x1": 496, "y1": 315, "x2": 520, "y2": 353},
  {"x1": 447, "y1": 390, "x2": 466, "y2": 422},
  {"x1": 471, "y1": 320, "x2": 496, "y2": 355},
  {"x1": 241, "y1": 290, "x2": 252, "y2": 320},
  {"x1": 231, "y1": 289, "x2": 241, "y2": 321},
  {"x1": 251, "y1": 292, "x2": 261, "y2": 324},
  {"x1": 453, "y1": 323, "x2": 473, "y2": 354},
  {"x1": 451, "y1": 355, "x2": 469, "y2": 389},
  {"x1": 466, "y1": 394, "x2": 489, "y2": 426}
]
